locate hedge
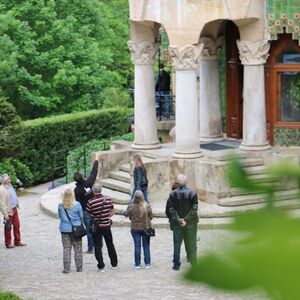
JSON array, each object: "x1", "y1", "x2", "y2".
[{"x1": 19, "y1": 108, "x2": 131, "y2": 184}]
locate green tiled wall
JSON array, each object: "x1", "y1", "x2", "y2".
[
  {"x1": 267, "y1": 0, "x2": 300, "y2": 43},
  {"x1": 274, "y1": 128, "x2": 300, "y2": 146}
]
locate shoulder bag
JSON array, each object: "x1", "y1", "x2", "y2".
[
  {"x1": 144, "y1": 206, "x2": 155, "y2": 237},
  {"x1": 64, "y1": 208, "x2": 87, "y2": 238}
]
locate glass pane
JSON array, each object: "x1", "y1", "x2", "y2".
[
  {"x1": 276, "y1": 52, "x2": 300, "y2": 63},
  {"x1": 279, "y1": 72, "x2": 300, "y2": 122}
]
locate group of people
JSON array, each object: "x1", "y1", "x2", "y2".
[
  {"x1": 0, "y1": 153, "x2": 199, "y2": 273},
  {"x1": 58, "y1": 153, "x2": 199, "y2": 273}
]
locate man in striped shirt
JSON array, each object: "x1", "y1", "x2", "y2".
[{"x1": 86, "y1": 182, "x2": 118, "y2": 271}]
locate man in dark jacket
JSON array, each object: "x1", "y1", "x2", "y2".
[
  {"x1": 74, "y1": 154, "x2": 99, "y2": 253},
  {"x1": 155, "y1": 63, "x2": 171, "y2": 118},
  {"x1": 165, "y1": 174, "x2": 199, "y2": 270}
]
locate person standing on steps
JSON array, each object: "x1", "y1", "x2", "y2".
[
  {"x1": 155, "y1": 63, "x2": 171, "y2": 119},
  {"x1": 130, "y1": 154, "x2": 149, "y2": 204},
  {"x1": 165, "y1": 174, "x2": 199, "y2": 271},
  {"x1": 58, "y1": 188, "x2": 83, "y2": 273},
  {"x1": 86, "y1": 182, "x2": 118, "y2": 272},
  {"x1": 127, "y1": 190, "x2": 153, "y2": 269},
  {"x1": 74, "y1": 153, "x2": 100, "y2": 253},
  {"x1": 0, "y1": 174, "x2": 26, "y2": 249}
]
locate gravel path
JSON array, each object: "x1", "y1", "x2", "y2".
[{"x1": 0, "y1": 185, "x2": 266, "y2": 300}]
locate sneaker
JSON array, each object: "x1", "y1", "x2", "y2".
[
  {"x1": 111, "y1": 266, "x2": 118, "y2": 270},
  {"x1": 76, "y1": 269, "x2": 83, "y2": 272},
  {"x1": 172, "y1": 265, "x2": 180, "y2": 271},
  {"x1": 6, "y1": 244, "x2": 14, "y2": 249},
  {"x1": 133, "y1": 265, "x2": 142, "y2": 269},
  {"x1": 145, "y1": 264, "x2": 152, "y2": 269},
  {"x1": 62, "y1": 270, "x2": 70, "y2": 274},
  {"x1": 98, "y1": 267, "x2": 105, "y2": 273},
  {"x1": 14, "y1": 242, "x2": 26, "y2": 247},
  {"x1": 84, "y1": 250, "x2": 94, "y2": 254}
]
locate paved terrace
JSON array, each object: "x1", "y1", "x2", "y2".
[{"x1": 0, "y1": 183, "x2": 266, "y2": 300}]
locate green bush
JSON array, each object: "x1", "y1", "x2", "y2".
[
  {"x1": 0, "y1": 97, "x2": 23, "y2": 160},
  {"x1": 0, "y1": 158, "x2": 33, "y2": 188},
  {"x1": 19, "y1": 108, "x2": 131, "y2": 184},
  {"x1": 66, "y1": 132, "x2": 133, "y2": 182},
  {"x1": 0, "y1": 291, "x2": 22, "y2": 300}
]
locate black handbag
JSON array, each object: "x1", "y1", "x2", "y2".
[
  {"x1": 64, "y1": 208, "x2": 87, "y2": 238},
  {"x1": 144, "y1": 206, "x2": 155, "y2": 237},
  {"x1": 144, "y1": 227, "x2": 155, "y2": 237}
]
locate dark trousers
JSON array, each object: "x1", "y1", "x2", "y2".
[
  {"x1": 172, "y1": 223, "x2": 197, "y2": 268},
  {"x1": 83, "y1": 211, "x2": 94, "y2": 251},
  {"x1": 92, "y1": 226, "x2": 118, "y2": 269},
  {"x1": 4, "y1": 207, "x2": 21, "y2": 246}
]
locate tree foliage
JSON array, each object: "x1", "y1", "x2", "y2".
[
  {"x1": 0, "y1": 0, "x2": 132, "y2": 119},
  {"x1": 0, "y1": 97, "x2": 23, "y2": 160},
  {"x1": 185, "y1": 158, "x2": 300, "y2": 300}
]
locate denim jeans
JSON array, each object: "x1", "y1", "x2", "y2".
[
  {"x1": 83, "y1": 211, "x2": 94, "y2": 251},
  {"x1": 131, "y1": 229, "x2": 151, "y2": 266},
  {"x1": 172, "y1": 223, "x2": 197, "y2": 268},
  {"x1": 156, "y1": 91, "x2": 171, "y2": 116},
  {"x1": 130, "y1": 184, "x2": 148, "y2": 204}
]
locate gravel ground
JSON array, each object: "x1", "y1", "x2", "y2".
[{"x1": 0, "y1": 185, "x2": 267, "y2": 300}]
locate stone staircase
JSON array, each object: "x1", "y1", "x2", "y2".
[{"x1": 98, "y1": 154, "x2": 300, "y2": 229}]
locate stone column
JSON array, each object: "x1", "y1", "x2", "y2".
[
  {"x1": 199, "y1": 37, "x2": 223, "y2": 142},
  {"x1": 237, "y1": 40, "x2": 271, "y2": 151},
  {"x1": 169, "y1": 44, "x2": 204, "y2": 159},
  {"x1": 128, "y1": 41, "x2": 161, "y2": 150}
]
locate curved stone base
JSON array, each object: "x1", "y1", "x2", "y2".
[
  {"x1": 239, "y1": 143, "x2": 271, "y2": 151},
  {"x1": 172, "y1": 150, "x2": 203, "y2": 159},
  {"x1": 131, "y1": 142, "x2": 161, "y2": 150},
  {"x1": 199, "y1": 135, "x2": 224, "y2": 142}
]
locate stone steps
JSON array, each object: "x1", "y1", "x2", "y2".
[
  {"x1": 119, "y1": 163, "x2": 130, "y2": 173},
  {"x1": 109, "y1": 170, "x2": 131, "y2": 183},
  {"x1": 218, "y1": 189, "x2": 300, "y2": 207},
  {"x1": 245, "y1": 165, "x2": 267, "y2": 175},
  {"x1": 111, "y1": 214, "x2": 233, "y2": 229},
  {"x1": 101, "y1": 188, "x2": 130, "y2": 205},
  {"x1": 101, "y1": 178, "x2": 131, "y2": 194},
  {"x1": 239, "y1": 158, "x2": 264, "y2": 167}
]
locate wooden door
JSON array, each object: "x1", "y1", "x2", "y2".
[{"x1": 226, "y1": 21, "x2": 243, "y2": 139}]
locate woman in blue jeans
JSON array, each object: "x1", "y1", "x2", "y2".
[
  {"x1": 127, "y1": 191, "x2": 153, "y2": 269},
  {"x1": 130, "y1": 154, "x2": 149, "y2": 203}
]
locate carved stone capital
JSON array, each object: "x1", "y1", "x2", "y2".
[
  {"x1": 128, "y1": 41, "x2": 159, "y2": 65},
  {"x1": 168, "y1": 44, "x2": 204, "y2": 70},
  {"x1": 199, "y1": 36, "x2": 224, "y2": 59},
  {"x1": 237, "y1": 40, "x2": 270, "y2": 65}
]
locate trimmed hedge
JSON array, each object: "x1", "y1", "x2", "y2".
[{"x1": 19, "y1": 108, "x2": 131, "y2": 184}]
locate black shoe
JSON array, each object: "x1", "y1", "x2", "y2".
[{"x1": 172, "y1": 265, "x2": 180, "y2": 271}]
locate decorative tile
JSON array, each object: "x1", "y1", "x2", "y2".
[
  {"x1": 266, "y1": 0, "x2": 300, "y2": 44},
  {"x1": 274, "y1": 128, "x2": 300, "y2": 146}
]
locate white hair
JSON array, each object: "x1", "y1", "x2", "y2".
[
  {"x1": 92, "y1": 182, "x2": 102, "y2": 194},
  {"x1": 0, "y1": 174, "x2": 9, "y2": 184},
  {"x1": 176, "y1": 174, "x2": 187, "y2": 187}
]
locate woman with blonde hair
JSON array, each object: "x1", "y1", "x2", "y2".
[
  {"x1": 131, "y1": 154, "x2": 149, "y2": 203},
  {"x1": 127, "y1": 190, "x2": 153, "y2": 269},
  {"x1": 58, "y1": 188, "x2": 84, "y2": 273}
]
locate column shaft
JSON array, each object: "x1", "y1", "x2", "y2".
[{"x1": 199, "y1": 58, "x2": 223, "y2": 141}]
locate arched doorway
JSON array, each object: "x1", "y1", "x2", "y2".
[
  {"x1": 225, "y1": 21, "x2": 243, "y2": 139},
  {"x1": 266, "y1": 33, "x2": 300, "y2": 145}
]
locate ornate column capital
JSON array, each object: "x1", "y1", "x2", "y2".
[
  {"x1": 237, "y1": 40, "x2": 270, "y2": 65},
  {"x1": 168, "y1": 43, "x2": 204, "y2": 70},
  {"x1": 128, "y1": 41, "x2": 159, "y2": 65},
  {"x1": 199, "y1": 36, "x2": 224, "y2": 59}
]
